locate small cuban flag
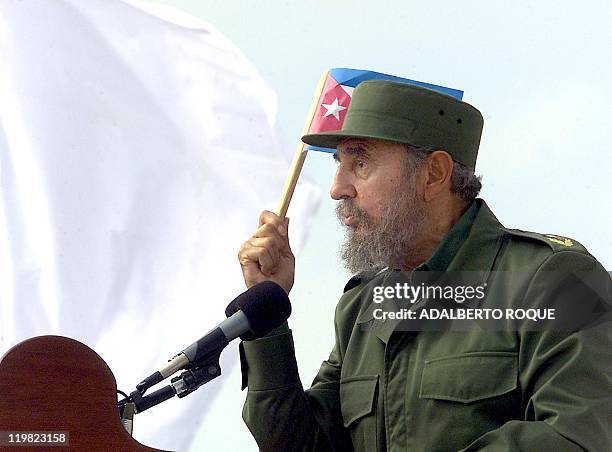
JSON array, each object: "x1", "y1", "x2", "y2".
[{"x1": 307, "y1": 68, "x2": 464, "y2": 153}]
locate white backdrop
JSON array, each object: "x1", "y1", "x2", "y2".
[{"x1": 0, "y1": 1, "x2": 319, "y2": 450}]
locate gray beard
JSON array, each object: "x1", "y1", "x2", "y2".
[{"x1": 336, "y1": 182, "x2": 427, "y2": 274}]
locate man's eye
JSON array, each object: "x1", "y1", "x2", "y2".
[{"x1": 355, "y1": 160, "x2": 367, "y2": 169}]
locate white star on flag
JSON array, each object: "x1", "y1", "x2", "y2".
[{"x1": 321, "y1": 97, "x2": 347, "y2": 120}]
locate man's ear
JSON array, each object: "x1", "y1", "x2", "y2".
[{"x1": 423, "y1": 150, "x2": 454, "y2": 202}]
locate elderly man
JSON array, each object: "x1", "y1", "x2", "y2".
[{"x1": 237, "y1": 80, "x2": 611, "y2": 451}]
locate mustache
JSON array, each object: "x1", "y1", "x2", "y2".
[{"x1": 335, "y1": 199, "x2": 370, "y2": 225}]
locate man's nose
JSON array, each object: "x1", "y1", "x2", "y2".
[{"x1": 330, "y1": 169, "x2": 357, "y2": 200}]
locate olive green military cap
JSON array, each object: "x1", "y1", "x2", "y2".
[{"x1": 302, "y1": 80, "x2": 484, "y2": 169}]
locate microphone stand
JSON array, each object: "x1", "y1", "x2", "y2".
[
  {"x1": 118, "y1": 348, "x2": 223, "y2": 428},
  {"x1": 117, "y1": 279, "x2": 292, "y2": 433}
]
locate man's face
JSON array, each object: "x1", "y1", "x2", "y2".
[{"x1": 331, "y1": 138, "x2": 428, "y2": 273}]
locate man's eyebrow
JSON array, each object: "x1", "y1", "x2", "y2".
[{"x1": 334, "y1": 145, "x2": 371, "y2": 162}]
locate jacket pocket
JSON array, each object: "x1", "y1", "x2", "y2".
[
  {"x1": 420, "y1": 351, "x2": 517, "y2": 403},
  {"x1": 340, "y1": 375, "x2": 379, "y2": 451}
]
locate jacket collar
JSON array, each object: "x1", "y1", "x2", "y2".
[{"x1": 444, "y1": 198, "x2": 506, "y2": 276}]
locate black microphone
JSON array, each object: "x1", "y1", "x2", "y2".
[{"x1": 136, "y1": 281, "x2": 290, "y2": 393}]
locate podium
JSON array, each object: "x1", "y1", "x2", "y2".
[{"x1": 0, "y1": 336, "x2": 165, "y2": 451}]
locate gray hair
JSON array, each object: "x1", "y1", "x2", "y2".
[{"x1": 404, "y1": 144, "x2": 482, "y2": 203}]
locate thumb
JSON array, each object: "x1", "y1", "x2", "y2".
[{"x1": 281, "y1": 217, "x2": 292, "y2": 252}]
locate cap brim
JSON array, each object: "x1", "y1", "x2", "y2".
[{"x1": 302, "y1": 131, "x2": 407, "y2": 150}]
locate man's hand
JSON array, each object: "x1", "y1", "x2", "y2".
[{"x1": 238, "y1": 210, "x2": 295, "y2": 294}]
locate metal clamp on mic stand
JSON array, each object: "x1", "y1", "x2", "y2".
[
  {"x1": 170, "y1": 358, "x2": 221, "y2": 398},
  {"x1": 119, "y1": 348, "x2": 223, "y2": 421},
  {"x1": 119, "y1": 400, "x2": 135, "y2": 435}
]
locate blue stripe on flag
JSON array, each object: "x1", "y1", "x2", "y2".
[
  {"x1": 308, "y1": 145, "x2": 335, "y2": 154},
  {"x1": 328, "y1": 68, "x2": 463, "y2": 100}
]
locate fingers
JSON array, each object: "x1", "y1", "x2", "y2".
[
  {"x1": 239, "y1": 211, "x2": 294, "y2": 292},
  {"x1": 259, "y1": 210, "x2": 288, "y2": 237},
  {"x1": 255, "y1": 214, "x2": 291, "y2": 253},
  {"x1": 238, "y1": 244, "x2": 277, "y2": 276},
  {"x1": 248, "y1": 236, "x2": 280, "y2": 263}
]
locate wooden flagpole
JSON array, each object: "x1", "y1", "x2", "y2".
[{"x1": 275, "y1": 71, "x2": 328, "y2": 218}]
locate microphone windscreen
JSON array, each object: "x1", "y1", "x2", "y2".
[{"x1": 224, "y1": 281, "x2": 291, "y2": 340}]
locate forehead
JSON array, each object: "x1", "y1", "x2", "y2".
[{"x1": 334, "y1": 138, "x2": 405, "y2": 161}]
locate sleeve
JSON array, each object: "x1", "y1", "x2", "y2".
[
  {"x1": 239, "y1": 321, "x2": 352, "y2": 451},
  {"x1": 461, "y1": 251, "x2": 612, "y2": 452}
]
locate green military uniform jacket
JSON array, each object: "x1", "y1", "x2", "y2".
[{"x1": 239, "y1": 199, "x2": 612, "y2": 451}]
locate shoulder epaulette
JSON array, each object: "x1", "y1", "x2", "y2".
[{"x1": 502, "y1": 228, "x2": 588, "y2": 254}]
